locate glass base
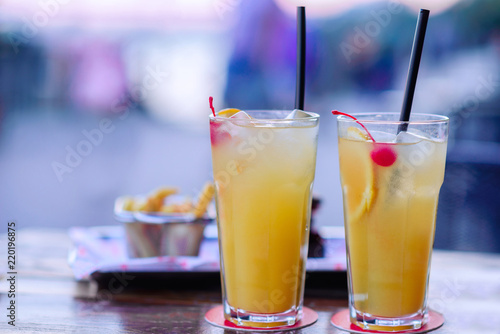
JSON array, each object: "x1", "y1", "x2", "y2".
[
  {"x1": 350, "y1": 308, "x2": 428, "y2": 332},
  {"x1": 223, "y1": 301, "x2": 302, "y2": 328}
]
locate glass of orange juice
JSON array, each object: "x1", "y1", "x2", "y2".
[
  {"x1": 209, "y1": 109, "x2": 319, "y2": 328},
  {"x1": 336, "y1": 113, "x2": 448, "y2": 331}
]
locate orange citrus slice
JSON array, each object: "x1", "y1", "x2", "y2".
[
  {"x1": 217, "y1": 108, "x2": 240, "y2": 117},
  {"x1": 346, "y1": 126, "x2": 370, "y2": 141},
  {"x1": 340, "y1": 127, "x2": 376, "y2": 222}
]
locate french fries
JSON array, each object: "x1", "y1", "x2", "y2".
[
  {"x1": 193, "y1": 182, "x2": 215, "y2": 218},
  {"x1": 122, "y1": 183, "x2": 214, "y2": 218},
  {"x1": 122, "y1": 197, "x2": 136, "y2": 211},
  {"x1": 160, "y1": 199, "x2": 194, "y2": 214},
  {"x1": 137, "y1": 187, "x2": 178, "y2": 212}
]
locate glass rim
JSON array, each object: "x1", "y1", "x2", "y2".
[
  {"x1": 337, "y1": 112, "x2": 449, "y2": 125},
  {"x1": 209, "y1": 110, "x2": 320, "y2": 123}
]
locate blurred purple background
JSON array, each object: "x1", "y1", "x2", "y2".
[{"x1": 1, "y1": 0, "x2": 499, "y2": 252}]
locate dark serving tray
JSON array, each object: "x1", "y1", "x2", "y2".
[{"x1": 69, "y1": 225, "x2": 348, "y2": 297}]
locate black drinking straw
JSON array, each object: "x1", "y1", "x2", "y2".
[
  {"x1": 399, "y1": 9, "x2": 430, "y2": 133},
  {"x1": 295, "y1": 6, "x2": 306, "y2": 110}
]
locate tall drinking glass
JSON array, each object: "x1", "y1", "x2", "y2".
[
  {"x1": 336, "y1": 113, "x2": 448, "y2": 331},
  {"x1": 210, "y1": 110, "x2": 319, "y2": 328}
]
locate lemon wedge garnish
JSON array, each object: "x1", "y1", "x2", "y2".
[
  {"x1": 346, "y1": 126, "x2": 370, "y2": 141},
  {"x1": 340, "y1": 127, "x2": 376, "y2": 222},
  {"x1": 217, "y1": 108, "x2": 240, "y2": 117}
]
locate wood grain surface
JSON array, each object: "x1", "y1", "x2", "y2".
[{"x1": 1, "y1": 229, "x2": 499, "y2": 333}]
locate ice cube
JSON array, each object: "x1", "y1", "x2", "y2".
[
  {"x1": 226, "y1": 110, "x2": 254, "y2": 135},
  {"x1": 285, "y1": 109, "x2": 312, "y2": 119},
  {"x1": 394, "y1": 131, "x2": 427, "y2": 144},
  {"x1": 370, "y1": 130, "x2": 397, "y2": 143},
  {"x1": 229, "y1": 111, "x2": 252, "y2": 119}
]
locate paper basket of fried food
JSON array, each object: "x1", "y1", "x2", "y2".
[{"x1": 114, "y1": 182, "x2": 215, "y2": 258}]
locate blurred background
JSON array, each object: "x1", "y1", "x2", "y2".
[{"x1": 0, "y1": 0, "x2": 499, "y2": 252}]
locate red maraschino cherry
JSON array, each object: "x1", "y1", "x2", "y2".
[
  {"x1": 370, "y1": 144, "x2": 397, "y2": 167},
  {"x1": 209, "y1": 97, "x2": 230, "y2": 145},
  {"x1": 332, "y1": 110, "x2": 397, "y2": 167}
]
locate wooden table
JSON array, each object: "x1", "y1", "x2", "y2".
[{"x1": 1, "y1": 228, "x2": 499, "y2": 333}]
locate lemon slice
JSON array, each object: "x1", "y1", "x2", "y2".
[
  {"x1": 340, "y1": 127, "x2": 376, "y2": 222},
  {"x1": 346, "y1": 126, "x2": 370, "y2": 141},
  {"x1": 217, "y1": 108, "x2": 240, "y2": 117}
]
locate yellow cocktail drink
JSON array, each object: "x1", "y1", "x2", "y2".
[
  {"x1": 210, "y1": 110, "x2": 319, "y2": 327},
  {"x1": 336, "y1": 113, "x2": 448, "y2": 331}
]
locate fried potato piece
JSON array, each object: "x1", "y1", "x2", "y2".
[
  {"x1": 193, "y1": 182, "x2": 215, "y2": 218},
  {"x1": 122, "y1": 185, "x2": 214, "y2": 216},
  {"x1": 122, "y1": 197, "x2": 136, "y2": 211},
  {"x1": 137, "y1": 187, "x2": 178, "y2": 212},
  {"x1": 160, "y1": 197, "x2": 194, "y2": 214},
  {"x1": 154, "y1": 187, "x2": 178, "y2": 199},
  {"x1": 160, "y1": 205, "x2": 176, "y2": 213}
]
